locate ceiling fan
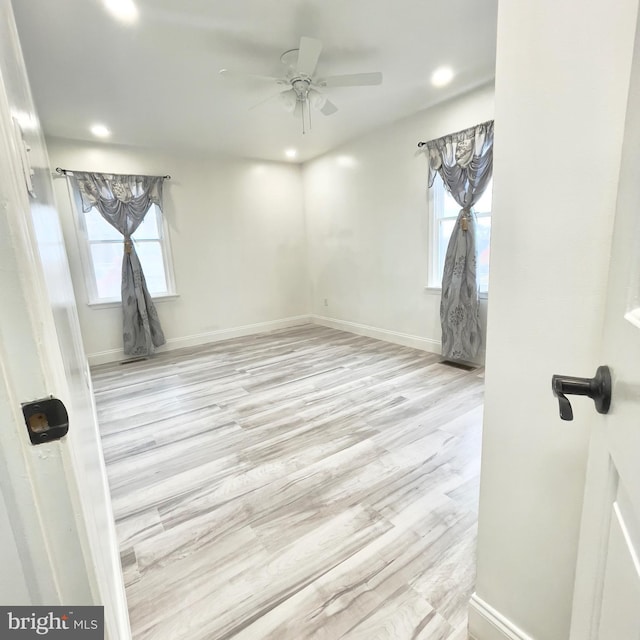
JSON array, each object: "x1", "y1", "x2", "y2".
[{"x1": 219, "y1": 36, "x2": 383, "y2": 133}]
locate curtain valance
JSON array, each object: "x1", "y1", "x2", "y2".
[
  {"x1": 73, "y1": 171, "x2": 165, "y2": 239},
  {"x1": 423, "y1": 119, "x2": 494, "y2": 191}
]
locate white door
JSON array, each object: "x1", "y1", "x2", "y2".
[
  {"x1": 569, "y1": 6, "x2": 640, "y2": 639},
  {"x1": 0, "y1": 2, "x2": 129, "y2": 638}
]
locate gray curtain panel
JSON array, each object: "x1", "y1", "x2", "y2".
[
  {"x1": 73, "y1": 172, "x2": 167, "y2": 357},
  {"x1": 425, "y1": 120, "x2": 494, "y2": 361}
]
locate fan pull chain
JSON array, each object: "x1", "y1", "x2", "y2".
[
  {"x1": 302, "y1": 100, "x2": 306, "y2": 135},
  {"x1": 297, "y1": 96, "x2": 314, "y2": 135}
]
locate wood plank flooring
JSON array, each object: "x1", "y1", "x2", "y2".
[{"x1": 92, "y1": 324, "x2": 484, "y2": 640}]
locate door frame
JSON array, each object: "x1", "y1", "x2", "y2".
[
  {"x1": 0, "y1": 44, "x2": 91, "y2": 605},
  {"x1": 0, "y1": 2, "x2": 130, "y2": 636}
]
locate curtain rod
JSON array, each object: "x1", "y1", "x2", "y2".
[
  {"x1": 55, "y1": 167, "x2": 171, "y2": 180},
  {"x1": 416, "y1": 119, "x2": 494, "y2": 148}
]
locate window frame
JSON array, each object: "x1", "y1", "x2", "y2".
[
  {"x1": 72, "y1": 189, "x2": 177, "y2": 306},
  {"x1": 427, "y1": 174, "x2": 491, "y2": 296}
]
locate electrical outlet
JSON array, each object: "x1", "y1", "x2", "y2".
[{"x1": 324, "y1": 298, "x2": 328, "y2": 307}]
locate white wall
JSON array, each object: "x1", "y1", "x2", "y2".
[
  {"x1": 48, "y1": 138, "x2": 309, "y2": 363},
  {"x1": 302, "y1": 84, "x2": 494, "y2": 360},
  {"x1": 50, "y1": 86, "x2": 494, "y2": 365},
  {"x1": 471, "y1": 0, "x2": 639, "y2": 639}
]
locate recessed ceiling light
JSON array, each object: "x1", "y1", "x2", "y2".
[
  {"x1": 285, "y1": 149, "x2": 298, "y2": 159},
  {"x1": 103, "y1": 0, "x2": 139, "y2": 23},
  {"x1": 90, "y1": 124, "x2": 111, "y2": 138},
  {"x1": 431, "y1": 66, "x2": 454, "y2": 88}
]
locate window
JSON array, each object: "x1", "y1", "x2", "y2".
[
  {"x1": 76, "y1": 200, "x2": 176, "y2": 304},
  {"x1": 428, "y1": 174, "x2": 492, "y2": 293}
]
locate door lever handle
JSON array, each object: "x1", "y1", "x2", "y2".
[{"x1": 551, "y1": 366, "x2": 612, "y2": 421}]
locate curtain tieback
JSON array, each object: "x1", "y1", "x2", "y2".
[
  {"x1": 124, "y1": 238, "x2": 133, "y2": 254},
  {"x1": 459, "y1": 208, "x2": 471, "y2": 232}
]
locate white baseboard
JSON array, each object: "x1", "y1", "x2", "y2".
[
  {"x1": 468, "y1": 594, "x2": 535, "y2": 640},
  {"x1": 87, "y1": 349, "x2": 129, "y2": 367},
  {"x1": 88, "y1": 313, "x2": 482, "y2": 367},
  {"x1": 310, "y1": 314, "x2": 442, "y2": 355},
  {"x1": 87, "y1": 315, "x2": 312, "y2": 366}
]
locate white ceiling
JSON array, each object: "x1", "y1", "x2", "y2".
[{"x1": 12, "y1": 0, "x2": 497, "y2": 163}]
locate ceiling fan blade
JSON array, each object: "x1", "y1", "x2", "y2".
[
  {"x1": 320, "y1": 99, "x2": 338, "y2": 116},
  {"x1": 319, "y1": 72, "x2": 383, "y2": 87},
  {"x1": 248, "y1": 90, "x2": 287, "y2": 110},
  {"x1": 219, "y1": 69, "x2": 286, "y2": 84},
  {"x1": 296, "y1": 37, "x2": 323, "y2": 77}
]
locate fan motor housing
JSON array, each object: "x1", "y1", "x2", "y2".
[{"x1": 291, "y1": 77, "x2": 311, "y2": 99}]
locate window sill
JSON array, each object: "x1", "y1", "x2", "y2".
[
  {"x1": 87, "y1": 293, "x2": 179, "y2": 309},
  {"x1": 424, "y1": 286, "x2": 488, "y2": 300}
]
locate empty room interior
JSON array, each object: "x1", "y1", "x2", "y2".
[{"x1": 2, "y1": 0, "x2": 640, "y2": 639}]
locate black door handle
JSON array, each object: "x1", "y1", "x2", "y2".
[{"x1": 551, "y1": 366, "x2": 612, "y2": 421}]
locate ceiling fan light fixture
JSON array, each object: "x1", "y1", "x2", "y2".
[
  {"x1": 280, "y1": 89, "x2": 298, "y2": 112},
  {"x1": 308, "y1": 89, "x2": 326, "y2": 110}
]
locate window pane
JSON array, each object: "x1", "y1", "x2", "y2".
[
  {"x1": 90, "y1": 243, "x2": 122, "y2": 299},
  {"x1": 89, "y1": 241, "x2": 168, "y2": 300},
  {"x1": 133, "y1": 206, "x2": 160, "y2": 240},
  {"x1": 477, "y1": 216, "x2": 491, "y2": 291},
  {"x1": 442, "y1": 187, "x2": 460, "y2": 218},
  {"x1": 434, "y1": 174, "x2": 462, "y2": 219},
  {"x1": 432, "y1": 175, "x2": 492, "y2": 291},
  {"x1": 85, "y1": 209, "x2": 121, "y2": 241},
  {"x1": 474, "y1": 179, "x2": 493, "y2": 214},
  {"x1": 437, "y1": 217, "x2": 492, "y2": 291},
  {"x1": 135, "y1": 241, "x2": 167, "y2": 294}
]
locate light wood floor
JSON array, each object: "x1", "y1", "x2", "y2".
[{"x1": 92, "y1": 324, "x2": 484, "y2": 640}]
